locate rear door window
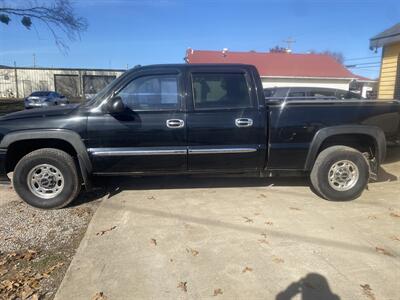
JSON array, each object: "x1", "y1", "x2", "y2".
[
  {"x1": 309, "y1": 90, "x2": 336, "y2": 98},
  {"x1": 192, "y1": 73, "x2": 251, "y2": 109}
]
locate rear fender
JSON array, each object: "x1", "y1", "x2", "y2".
[{"x1": 304, "y1": 125, "x2": 386, "y2": 171}]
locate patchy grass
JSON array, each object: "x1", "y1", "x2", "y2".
[
  {"x1": 0, "y1": 100, "x2": 24, "y2": 115},
  {"x1": 0, "y1": 188, "x2": 103, "y2": 299},
  {"x1": 0, "y1": 97, "x2": 85, "y2": 116}
]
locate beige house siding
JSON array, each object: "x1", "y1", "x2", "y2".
[{"x1": 378, "y1": 42, "x2": 400, "y2": 99}]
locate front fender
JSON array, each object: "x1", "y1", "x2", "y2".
[{"x1": 0, "y1": 129, "x2": 92, "y2": 187}]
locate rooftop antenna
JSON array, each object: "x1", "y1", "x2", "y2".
[
  {"x1": 33, "y1": 53, "x2": 36, "y2": 68},
  {"x1": 283, "y1": 37, "x2": 296, "y2": 53}
]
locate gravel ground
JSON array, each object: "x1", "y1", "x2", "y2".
[{"x1": 0, "y1": 184, "x2": 104, "y2": 299}]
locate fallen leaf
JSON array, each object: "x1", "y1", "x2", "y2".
[
  {"x1": 265, "y1": 221, "x2": 273, "y2": 226},
  {"x1": 21, "y1": 286, "x2": 35, "y2": 299},
  {"x1": 258, "y1": 239, "x2": 269, "y2": 245},
  {"x1": 260, "y1": 233, "x2": 267, "y2": 238},
  {"x1": 259, "y1": 194, "x2": 267, "y2": 198},
  {"x1": 254, "y1": 212, "x2": 260, "y2": 216},
  {"x1": 242, "y1": 217, "x2": 253, "y2": 223},
  {"x1": 390, "y1": 235, "x2": 400, "y2": 242},
  {"x1": 21, "y1": 250, "x2": 38, "y2": 261},
  {"x1": 303, "y1": 281, "x2": 315, "y2": 289},
  {"x1": 151, "y1": 239, "x2": 157, "y2": 246},
  {"x1": 147, "y1": 196, "x2": 156, "y2": 200},
  {"x1": 31, "y1": 294, "x2": 39, "y2": 300},
  {"x1": 375, "y1": 247, "x2": 394, "y2": 257},
  {"x1": 242, "y1": 266, "x2": 253, "y2": 273},
  {"x1": 213, "y1": 288, "x2": 223, "y2": 296},
  {"x1": 390, "y1": 212, "x2": 400, "y2": 218},
  {"x1": 360, "y1": 284, "x2": 375, "y2": 300},
  {"x1": 177, "y1": 281, "x2": 187, "y2": 292},
  {"x1": 368, "y1": 215, "x2": 377, "y2": 220},
  {"x1": 186, "y1": 248, "x2": 199, "y2": 256},
  {"x1": 272, "y1": 257, "x2": 284, "y2": 264},
  {"x1": 96, "y1": 226, "x2": 117, "y2": 236},
  {"x1": 92, "y1": 291, "x2": 108, "y2": 300},
  {"x1": 289, "y1": 207, "x2": 301, "y2": 211}
]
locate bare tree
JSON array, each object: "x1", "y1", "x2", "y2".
[
  {"x1": 0, "y1": 0, "x2": 88, "y2": 52},
  {"x1": 309, "y1": 50, "x2": 345, "y2": 64},
  {"x1": 269, "y1": 45, "x2": 288, "y2": 53}
]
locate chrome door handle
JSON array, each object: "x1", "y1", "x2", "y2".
[
  {"x1": 166, "y1": 119, "x2": 185, "y2": 128},
  {"x1": 235, "y1": 118, "x2": 253, "y2": 128}
]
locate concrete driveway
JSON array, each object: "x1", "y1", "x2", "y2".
[{"x1": 55, "y1": 149, "x2": 400, "y2": 300}]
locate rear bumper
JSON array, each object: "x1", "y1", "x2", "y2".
[
  {"x1": 25, "y1": 102, "x2": 47, "y2": 108},
  {"x1": 0, "y1": 149, "x2": 10, "y2": 184}
]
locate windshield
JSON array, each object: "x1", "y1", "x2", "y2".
[
  {"x1": 83, "y1": 70, "x2": 130, "y2": 107},
  {"x1": 30, "y1": 91, "x2": 51, "y2": 97}
]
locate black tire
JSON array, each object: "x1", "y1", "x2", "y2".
[
  {"x1": 310, "y1": 146, "x2": 369, "y2": 201},
  {"x1": 13, "y1": 148, "x2": 81, "y2": 209}
]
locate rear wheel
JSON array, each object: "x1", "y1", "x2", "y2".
[
  {"x1": 13, "y1": 148, "x2": 81, "y2": 209},
  {"x1": 310, "y1": 146, "x2": 370, "y2": 201}
]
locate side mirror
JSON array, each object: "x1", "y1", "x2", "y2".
[{"x1": 107, "y1": 96, "x2": 125, "y2": 114}]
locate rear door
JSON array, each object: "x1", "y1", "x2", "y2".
[{"x1": 186, "y1": 67, "x2": 264, "y2": 172}]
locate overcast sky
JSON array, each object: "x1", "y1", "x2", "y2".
[{"x1": 1, "y1": 0, "x2": 399, "y2": 79}]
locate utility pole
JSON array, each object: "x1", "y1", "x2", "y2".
[
  {"x1": 33, "y1": 53, "x2": 36, "y2": 68},
  {"x1": 283, "y1": 37, "x2": 296, "y2": 52},
  {"x1": 14, "y1": 61, "x2": 19, "y2": 99}
]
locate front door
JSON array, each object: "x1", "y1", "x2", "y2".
[
  {"x1": 87, "y1": 70, "x2": 187, "y2": 174},
  {"x1": 186, "y1": 69, "x2": 264, "y2": 172}
]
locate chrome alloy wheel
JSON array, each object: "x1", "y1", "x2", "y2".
[
  {"x1": 27, "y1": 164, "x2": 64, "y2": 199},
  {"x1": 328, "y1": 160, "x2": 359, "y2": 191}
]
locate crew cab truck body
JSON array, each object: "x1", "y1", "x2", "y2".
[{"x1": 0, "y1": 64, "x2": 399, "y2": 209}]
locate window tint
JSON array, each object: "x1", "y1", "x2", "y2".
[
  {"x1": 31, "y1": 91, "x2": 51, "y2": 96},
  {"x1": 288, "y1": 92, "x2": 305, "y2": 98},
  {"x1": 309, "y1": 90, "x2": 335, "y2": 97},
  {"x1": 192, "y1": 73, "x2": 251, "y2": 109},
  {"x1": 264, "y1": 88, "x2": 276, "y2": 97},
  {"x1": 117, "y1": 75, "x2": 179, "y2": 110}
]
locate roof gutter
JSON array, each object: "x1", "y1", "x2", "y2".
[{"x1": 260, "y1": 75, "x2": 359, "y2": 80}]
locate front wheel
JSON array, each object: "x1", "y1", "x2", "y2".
[
  {"x1": 13, "y1": 148, "x2": 81, "y2": 209},
  {"x1": 310, "y1": 146, "x2": 370, "y2": 201}
]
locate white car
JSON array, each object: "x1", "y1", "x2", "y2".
[{"x1": 24, "y1": 91, "x2": 69, "y2": 109}]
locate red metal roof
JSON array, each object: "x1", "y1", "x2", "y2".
[{"x1": 186, "y1": 49, "x2": 370, "y2": 80}]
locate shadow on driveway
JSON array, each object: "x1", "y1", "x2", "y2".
[{"x1": 276, "y1": 273, "x2": 340, "y2": 300}]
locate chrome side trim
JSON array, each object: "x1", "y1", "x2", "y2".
[
  {"x1": 88, "y1": 148, "x2": 187, "y2": 157},
  {"x1": 188, "y1": 148, "x2": 257, "y2": 155},
  {"x1": 88, "y1": 147, "x2": 258, "y2": 157}
]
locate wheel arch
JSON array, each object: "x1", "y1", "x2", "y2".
[
  {"x1": 304, "y1": 125, "x2": 386, "y2": 171},
  {"x1": 0, "y1": 129, "x2": 92, "y2": 188}
]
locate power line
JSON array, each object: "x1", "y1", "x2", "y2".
[
  {"x1": 346, "y1": 61, "x2": 380, "y2": 66},
  {"x1": 344, "y1": 56, "x2": 380, "y2": 62},
  {"x1": 348, "y1": 66, "x2": 381, "y2": 70}
]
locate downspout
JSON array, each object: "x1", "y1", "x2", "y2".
[{"x1": 14, "y1": 61, "x2": 19, "y2": 99}]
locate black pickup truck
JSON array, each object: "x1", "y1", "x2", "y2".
[{"x1": 0, "y1": 64, "x2": 399, "y2": 209}]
